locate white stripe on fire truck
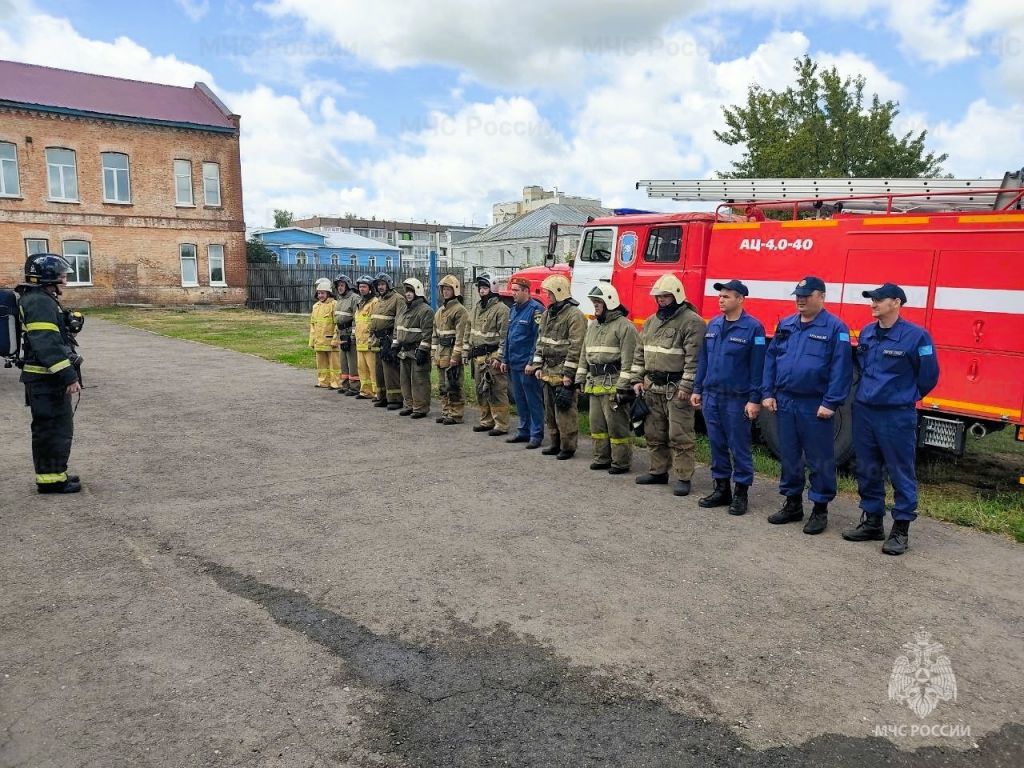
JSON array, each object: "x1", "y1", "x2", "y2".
[
  {"x1": 933, "y1": 287, "x2": 1024, "y2": 315},
  {"x1": 841, "y1": 283, "x2": 929, "y2": 308},
  {"x1": 704, "y1": 279, "x2": 932, "y2": 306}
]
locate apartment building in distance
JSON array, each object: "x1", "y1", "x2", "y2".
[
  {"x1": 492, "y1": 185, "x2": 602, "y2": 224},
  {"x1": 0, "y1": 60, "x2": 245, "y2": 306}
]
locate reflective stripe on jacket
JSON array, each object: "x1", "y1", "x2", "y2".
[
  {"x1": 575, "y1": 309, "x2": 638, "y2": 394},
  {"x1": 465, "y1": 295, "x2": 509, "y2": 361},
  {"x1": 532, "y1": 299, "x2": 586, "y2": 383},
  {"x1": 630, "y1": 302, "x2": 706, "y2": 395},
  {"x1": 432, "y1": 298, "x2": 470, "y2": 365},
  {"x1": 309, "y1": 298, "x2": 338, "y2": 351},
  {"x1": 368, "y1": 290, "x2": 401, "y2": 336},
  {"x1": 394, "y1": 297, "x2": 435, "y2": 359},
  {"x1": 18, "y1": 286, "x2": 78, "y2": 386},
  {"x1": 333, "y1": 290, "x2": 360, "y2": 335},
  {"x1": 354, "y1": 296, "x2": 378, "y2": 352}
]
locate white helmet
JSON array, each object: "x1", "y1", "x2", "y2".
[
  {"x1": 314, "y1": 277, "x2": 333, "y2": 294},
  {"x1": 403, "y1": 277, "x2": 426, "y2": 298},
  {"x1": 587, "y1": 282, "x2": 620, "y2": 311},
  {"x1": 650, "y1": 274, "x2": 685, "y2": 303},
  {"x1": 541, "y1": 274, "x2": 572, "y2": 302}
]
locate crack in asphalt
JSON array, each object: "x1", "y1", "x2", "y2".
[{"x1": 186, "y1": 553, "x2": 1024, "y2": 767}]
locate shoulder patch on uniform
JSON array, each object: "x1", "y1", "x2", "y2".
[
  {"x1": 754, "y1": 336, "x2": 766, "y2": 345},
  {"x1": 838, "y1": 332, "x2": 850, "y2": 342},
  {"x1": 918, "y1": 345, "x2": 934, "y2": 356}
]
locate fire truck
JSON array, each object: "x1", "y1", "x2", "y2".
[{"x1": 507, "y1": 173, "x2": 1024, "y2": 468}]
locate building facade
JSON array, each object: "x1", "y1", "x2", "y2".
[
  {"x1": 252, "y1": 227, "x2": 400, "y2": 271},
  {"x1": 0, "y1": 60, "x2": 245, "y2": 306},
  {"x1": 492, "y1": 185, "x2": 602, "y2": 224}
]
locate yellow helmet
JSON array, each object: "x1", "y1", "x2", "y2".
[
  {"x1": 403, "y1": 278, "x2": 426, "y2": 298},
  {"x1": 314, "y1": 277, "x2": 333, "y2": 294},
  {"x1": 650, "y1": 273, "x2": 685, "y2": 303},
  {"x1": 587, "y1": 282, "x2": 620, "y2": 311},
  {"x1": 541, "y1": 274, "x2": 571, "y2": 302},
  {"x1": 438, "y1": 274, "x2": 461, "y2": 295}
]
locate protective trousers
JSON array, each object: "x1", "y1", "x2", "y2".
[
  {"x1": 315, "y1": 350, "x2": 341, "y2": 388},
  {"x1": 474, "y1": 360, "x2": 510, "y2": 431},
  {"x1": 339, "y1": 344, "x2": 359, "y2": 392},
  {"x1": 703, "y1": 392, "x2": 754, "y2": 485},
  {"x1": 543, "y1": 383, "x2": 578, "y2": 452},
  {"x1": 400, "y1": 358, "x2": 432, "y2": 415},
  {"x1": 375, "y1": 356, "x2": 402, "y2": 405},
  {"x1": 509, "y1": 369, "x2": 544, "y2": 441},
  {"x1": 853, "y1": 404, "x2": 918, "y2": 521},
  {"x1": 25, "y1": 382, "x2": 74, "y2": 485},
  {"x1": 776, "y1": 393, "x2": 836, "y2": 503},
  {"x1": 589, "y1": 392, "x2": 631, "y2": 469},
  {"x1": 356, "y1": 350, "x2": 377, "y2": 397},
  {"x1": 438, "y1": 365, "x2": 465, "y2": 421},
  {"x1": 644, "y1": 390, "x2": 696, "y2": 480}
]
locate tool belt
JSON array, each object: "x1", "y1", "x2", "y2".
[
  {"x1": 469, "y1": 342, "x2": 499, "y2": 359},
  {"x1": 439, "y1": 336, "x2": 456, "y2": 349},
  {"x1": 647, "y1": 370, "x2": 682, "y2": 385},
  {"x1": 399, "y1": 340, "x2": 420, "y2": 351},
  {"x1": 589, "y1": 362, "x2": 620, "y2": 376}
]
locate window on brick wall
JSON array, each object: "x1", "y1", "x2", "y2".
[
  {"x1": 63, "y1": 240, "x2": 92, "y2": 286},
  {"x1": 174, "y1": 160, "x2": 193, "y2": 206},
  {"x1": 202, "y1": 162, "x2": 221, "y2": 206},
  {"x1": 101, "y1": 152, "x2": 131, "y2": 203},
  {"x1": 180, "y1": 243, "x2": 199, "y2": 286},
  {"x1": 46, "y1": 148, "x2": 78, "y2": 202},
  {"x1": 25, "y1": 238, "x2": 48, "y2": 257},
  {"x1": 1, "y1": 142, "x2": 20, "y2": 197},
  {"x1": 208, "y1": 244, "x2": 226, "y2": 286}
]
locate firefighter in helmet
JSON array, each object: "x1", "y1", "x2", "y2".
[
  {"x1": 466, "y1": 273, "x2": 511, "y2": 435},
  {"x1": 576, "y1": 283, "x2": 638, "y2": 473},
  {"x1": 628, "y1": 273, "x2": 706, "y2": 496},
  {"x1": 394, "y1": 277, "x2": 435, "y2": 418},
  {"x1": 17, "y1": 254, "x2": 83, "y2": 493},
  {"x1": 433, "y1": 274, "x2": 470, "y2": 425},
  {"x1": 332, "y1": 273, "x2": 361, "y2": 395},
  {"x1": 528, "y1": 273, "x2": 586, "y2": 459},
  {"x1": 370, "y1": 272, "x2": 403, "y2": 409},
  {"x1": 352, "y1": 274, "x2": 378, "y2": 399},
  {"x1": 309, "y1": 277, "x2": 340, "y2": 389}
]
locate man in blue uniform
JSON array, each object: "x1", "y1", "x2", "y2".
[
  {"x1": 691, "y1": 279, "x2": 766, "y2": 515},
  {"x1": 501, "y1": 277, "x2": 545, "y2": 449},
  {"x1": 843, "y1": 283, "x2": 939, "y2": 555},
  {"x1": 762, "y1": 276, "x2": 853, "y2": 534}
]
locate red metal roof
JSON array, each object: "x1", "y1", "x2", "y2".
[{"x1": 0, "y1": 59, "x2": 236, "y2": 131}]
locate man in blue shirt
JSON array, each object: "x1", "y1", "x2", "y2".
[
  {"x1": 762, "y1": 276, "x2": 853, "y2": 534},
  {"x1": 843, "y1": 283, "x2": 940, "y2": 555},
  {"x1": 691, "y1": 279, "x2": 766, "y2": 515},
  {"x1": 501, "y1": 277, "x2": 546, "y2": 449}
]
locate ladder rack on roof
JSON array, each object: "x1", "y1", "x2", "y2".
[{"x1": 636, "y1": 172, "x2": 1024, "y2": 213}]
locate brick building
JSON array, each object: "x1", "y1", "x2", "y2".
[{"x1": 0, "y1": 60, "x2": 245, "y2": 306}]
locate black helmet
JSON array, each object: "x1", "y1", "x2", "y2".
[
  {"x1": 25, "y1": 253, "x2": 73, "y2": 285},
  {"x1": 334, "y1": 273, "x2": 352, "y2": 289},
  {"x1": 355, "y1": 274, "x2": 374, "y2": 287},
  {"x1": 374, "y1": 272, "x2": 394, "y2": 291}
]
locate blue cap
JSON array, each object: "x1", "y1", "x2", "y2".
[
  {"x1": 793, "y1": 276, "x2": 826, "y2": 296},
  {"x1": 713, "y1": 279, "x2": 749, "y2": 297},
  {"x1": 862, "y1": 283, "x2": 908, "y2": 304}
]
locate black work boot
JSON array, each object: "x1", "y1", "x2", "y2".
[
  {"x1": 673, "y1": 479, "x2": 692, "y2": 497},
  {"x1": 541, "y1": 442, "x2": 561, "y2": 456},
  {"x1": 803, "y1": 502, "x2": 828, "y2": 535},
  {"x1": 589, "y1": 461, "x2": 612, "y2": 470},
  {"x1": 635, "y1": 472, "x2": 669, "y2": 485},
  {"x1": 37, "y1": 478, "x2": 82, "y2": 494},
  {"x1": 373, "y1": 399, "x2": 388, "y2": 408},
  {"x1": 728, "y1": 483, "x2": 749, "y2": 516},
  {"x1": 698, "y1": 478, "x2": 732, "y2": 508},
  {"x1": 556, "y1": 450, "x2": 575, "y2": 460},
  {"x1": 842, "y1": 514, "x2": 885, "y2": 542},
  {"x1": 882, "y1": 520, "x2": 911, "y2": 555},
  {"x1": 435, "y1": 416, "x2": 447, "y2": 423},
  {"x1": 472, "y1": 425, "x2": 492, "y2": 432},
  {"x1": 398, "y1": 408, "x2": 413, "y2": 416},
  {"x1": 386, "y1": 403, "x2": 403, "y2": 411},
  {"x1": 768, "y1": 495, "x2": 804, "y2": 524}
]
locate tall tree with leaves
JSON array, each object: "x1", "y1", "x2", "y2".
[
  {"x1": 715, "y1": 56, "x2": 947, "y2": 179},
  {"x1": 273, "y1": 209, "x2": 293, "y2": 228}
]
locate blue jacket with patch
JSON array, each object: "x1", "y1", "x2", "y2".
[
  {"x1": 855, "y1": 318, "x2": 939, "y2": 407},
  {"x1": 693, "y1": 310, "x2": 766, "y2": 402},
  {"x1": 504, "y1": 298, "x2": 544, "y2": 367},
  {"x1": 762, "y1": 309, "x2": 853, "y2": 410}
]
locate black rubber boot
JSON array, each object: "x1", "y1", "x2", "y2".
[
  {"x1": 803, "y1": 502, "x2": 828, "y2": 535},
  {"x1": 673, "y1": 480, "x2": 692, "y2": 497},
  {"x1": 386, "y1": 403, "x2": 403, "y2": 411},
  {"x1": 698, "y1": 478, "x2": 732, "y2": 508},
  {"x1": 373, "y1": 399, "x2": 388, "y2": 408},
  {"x1": 38, "y1": 478, "x2": 82, "y2": 494},
  {"x1": 541, "y1": 443, "x2": 561, "y2": 456},
  {"x1": 842, "y1": 514, "x2": 885, "y2": 542},
  {"x1": 728, "y1": 483, "x2": 749, "y2": 516},
  {"x1": 768, "y1": 495, "x2": 804, "y2": 524},
  {"x1": 556, "y1": 450, "x2": 575, "y2": 460},
  {"x1": 472, "y1": 425, "x2": 491, "y2": 432},
  {"x1": 882, "y1": 520, "x2": 911, "y2": 555},
  {"x1": 398, "y1": 408, "x2": 413, "y2": 416},
  {"x1": 635, "y1": 472, "x2": 668, "y2": 485},
  {"x1": 589, "y1": 461, "x2": 612, "y2": 470}
]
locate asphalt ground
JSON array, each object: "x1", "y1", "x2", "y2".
[{"x1": 1, "y1": 319, "x2": 1021, "y2": 768}]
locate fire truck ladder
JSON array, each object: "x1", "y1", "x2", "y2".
[{"x1": 636, "y1": 174, "x2": 1024, "y2": 213}]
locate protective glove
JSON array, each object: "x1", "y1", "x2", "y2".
[
  {"x1": 415, "y1": 348, "x2": 429, "y2": 366},
  {"x1": 553, "y1": 385, "x2": 575, "y2": 412},
  {"x1": 339, "y1": 338, "x2": 351, "y2": 351}
]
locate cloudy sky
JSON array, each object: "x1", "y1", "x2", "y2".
[{"x1": 2, "y1": 0, "x2": 1022, "y2": 227}]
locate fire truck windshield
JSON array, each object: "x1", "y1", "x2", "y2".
[{"x1": 579, "y1": 228, "x2": 614, "y2": 262}]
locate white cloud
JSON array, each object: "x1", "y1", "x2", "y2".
[
  {"x1": 930, "y1": 100, "x2": 1024, "y2": 178},
  {"x1": 175, "y1": 0, "x2": 210, "y2": 22},
  {"x1": 884, "y1": 1, "x2": 975, "y2": 65}
]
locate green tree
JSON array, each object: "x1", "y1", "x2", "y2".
[
  {"x1": 273, "y1": 209, "x2": 293, "y2": 228},
  {"x1": 715, "y1": 56, "x2": 947, "y2": 179},
  {"x1": 246, "y1": 237, "x2": 276, "y2": 263}
]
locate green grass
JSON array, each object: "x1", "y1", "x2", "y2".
[{"x1": 92, "y1": 307, "x2": 1024, "y2": 542}]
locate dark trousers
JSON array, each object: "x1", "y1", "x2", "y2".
[
  {"x1": 853, "y1": 404, "x2": 919, "y2": 521},
  {"x1": 776, "y1": 393, "x2": 836, "y2": 503},
  {"x1": 25, "y1": 382, "x2": 74, "y2": 484},
  {"x1": 375, "y1": 356, "x2": 402, "y2": 405},
  {"x1": 703, "y1": 392, "x2": 754, "y2": 486},
  {"x1": 509, "y1": 368, "x2": 544, "y2": 440}
]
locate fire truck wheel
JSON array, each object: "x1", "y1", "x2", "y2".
[{"x1": 756, "y1": 399, "x2": 856, "y2": 469}]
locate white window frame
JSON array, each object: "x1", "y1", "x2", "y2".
[
  {"x1": 62, "y1": 240, "x2": 92, "y2": 286},
  {"x1": 349, "y1": 254, "x2": 358, "y2": 268},
  {"x1": 296, "y1": 250, "x2": 307, "y2": 266},
  {"x1": 367, "y1": 256, "x2": 376, "y2": 271},
  {"x1": 174, "y1": 159, "x2": 194, "y2": 206},
  {"x1": 101, "y1": 152, "x2": 131, "y2": 204},
  {"x1": 46, "y1": 147, "x2": 79, "y2": 202},
  {"x1": 330, "y1": 253, "x2": 339, "y2": 266},
  {"x1": 208, "y1": 244, "x2": 226, "y2": 286},
  {"x1": 202, "y1": 162, "x2": 221, "y2": 207},
  {"x1": 25, "y1": 238, "x2": 49, "y2": 257},
  {"x1": 0, "y1": 141, "x2": 21, "y2": 197},
  {"x1": 180, "y1": 243, "x2": 199, "y2": 287},
  {"x1": 385, "y1": 256, "x2": 394, "y2": 270}
]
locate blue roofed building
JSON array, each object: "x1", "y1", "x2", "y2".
[{"x1": 252, "y1": 227, "x2": 401, "y2": 271}]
